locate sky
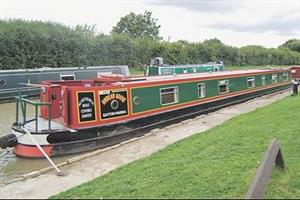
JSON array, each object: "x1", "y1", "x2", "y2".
[{"x1": 0, "y1": 0, "x2": 300, "y2": 48}]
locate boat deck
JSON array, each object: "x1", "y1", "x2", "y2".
[{"x1": 24, "y1": 118, "x2": 67, "y2": 132}]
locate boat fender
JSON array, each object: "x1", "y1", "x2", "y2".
[{"x1": 0, "y1": 134, "x2": 17, "y2": 149}]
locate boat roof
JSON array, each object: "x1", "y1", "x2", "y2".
[
  {"x1": 0, "y1": 65, "x2": 128, "y2": 74},
  {"x1": 42, "y1": 67, "x2": 290, "y2": 88},
  {"x1": 113, "y1": 68, "x2": 290, "y2": 86}
]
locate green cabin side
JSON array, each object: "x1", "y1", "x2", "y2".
[
  {"x1": 148, "y1": 64, "x2": 225, "y2": 76},
  {"x1": 131, "y1": 71, "x2": 290, "y2": 114}
]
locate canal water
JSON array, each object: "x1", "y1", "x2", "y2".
[{"x1": 0, "y1": 101, "x2": 76, "y2": 184}]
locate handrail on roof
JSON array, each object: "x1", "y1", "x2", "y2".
[
  {"x1": 17, "y1": 82, "x2": 59, "y2": 88},
  {"x1": 93, "y1": 74, "x2": 146, "y2": 83}
]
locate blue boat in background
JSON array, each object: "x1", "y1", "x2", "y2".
[{"x1": 0, "y1": 65, "x2": 129, "y2": 101}]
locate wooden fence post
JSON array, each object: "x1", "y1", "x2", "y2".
[{"x1": 245, "y1": 138, "x2": 285, "y2": 199}]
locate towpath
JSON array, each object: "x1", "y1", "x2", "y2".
[{"x1": 0, "y1": 90, "x2": 292, "y2": 199}]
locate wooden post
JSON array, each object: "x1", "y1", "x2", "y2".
[{"x1": 245, "y1": 139, "x2": 285, "y2": 199}]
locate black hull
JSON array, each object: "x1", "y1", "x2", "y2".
[{"x1": 41, "y1": 83, "x2": 291, "y2": 157}]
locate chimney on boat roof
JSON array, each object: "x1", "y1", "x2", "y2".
[{"x1": 150, "y1": 57, "x2": 163, "y2": 66}]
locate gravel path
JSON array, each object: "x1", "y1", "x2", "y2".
[{"x1": 0, "y1": 90, "x2": 292, "y2": 199}]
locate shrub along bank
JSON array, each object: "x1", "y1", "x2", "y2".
[{"x1": 1, "y1": 20, "x2": 300, "y2": 70}]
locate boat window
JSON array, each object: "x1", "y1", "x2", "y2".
[
  {"x1": 198, "y1": 83, "x2": 206, "y2": 98},
  {"x1": 261, "y1": 75, "x2": 266, "y2": 86},
  {"x1": 283, "y1": 73, "x2": 288, "y2": 81},
  {"x1": 272, "y1": 74, "x2": 278, "y2": 83},
  {"x1": 60, "y1": 74, "x2": 75, "y2": 81},
  {"x1": 183, "y1": 68, "x2": 187, "y2": 74},
  {"x1": 160, "y1": 87, "x2": 179, "y2": 105},
  {"x1": 214, "y1": 67, "x2": 219, "y2": 72},
  {"x1": 133, "y1": 96, "x2": 141, "y2": 105},
  {"x1": 218, "y1": 80, "x2": 229, "y2": 94},
  {"x1": 247, "y1": 77, "x2": 255, "y2": 88}
]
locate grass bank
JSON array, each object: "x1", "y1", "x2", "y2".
[{"x1": 52, "y1": 94, "x2": 300, "y2": 199}]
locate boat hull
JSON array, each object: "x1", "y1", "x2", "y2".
[{"x1": 12, "y1": 83, "x2": 290, "y2": 158}]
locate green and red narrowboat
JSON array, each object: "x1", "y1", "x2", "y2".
[{"x1": 0, "y1": 68, "x2": 291, "y2": 158}]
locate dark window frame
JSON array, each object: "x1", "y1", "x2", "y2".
[
  {"x1": 247, "y1": 77, "x2": 255, "y2": 88},
  {"x1": 272, "y1": 74, "x2": 278, "y2": 83},
  {"x1": 160, "y1": 86, "x2": 179, "y2": 106},
  {"x1": 60, "y1": 74, "x2": 75, "y2": 81},
  {"x1": 218, "y1": 80, "x2": 229, "y2": 94},
  {"x1": 261, "y1": 75, "x2": 266, "y2": 86},
  {"x1": 197, "y1": 83, "x2": 206, "y2": 98}
]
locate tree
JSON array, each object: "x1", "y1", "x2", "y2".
[
  {"x1": 111, "y1": 11, "x2": 161, "y2": 40},
  {"x1": 1, "y1": 19, "x2": 300, "y2": 70},
  {"x1": 75, "y1": 24, "x2": 97, "y2": 38},
  {"x1": 279, "y1": 39, "x2": 300, "y2": 52}
]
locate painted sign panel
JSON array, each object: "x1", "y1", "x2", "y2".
[
  {"x1": 160, "y1": 67, "x2": 174, "y2": 75},
  {"x1": 77, "y1": 91, "x2": 96, "y2": 122},
  {"x1": 99, "y1": 89, "x2": 128, "y2": 119}
]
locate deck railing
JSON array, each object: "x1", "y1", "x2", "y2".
[{"x1": 15, "y1": 83, "x2": 52, "y2": 132}]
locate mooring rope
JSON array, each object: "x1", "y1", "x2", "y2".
[{"x1": 21, "y1": 127, "x2": 63, "y2": 176}]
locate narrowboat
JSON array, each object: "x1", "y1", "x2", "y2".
[
  {"x1": 291, "y1": 66, "x2": 300, "y2": 83},
  {"x1": 0, "y1": 68, "x2": 291, "y2": 158},
  {"x1": 147, "y1": 57, "x2": 224, "y2": 76},
  {"x1": 0, "y1": 65, "x2": 129, "y2": 101}
]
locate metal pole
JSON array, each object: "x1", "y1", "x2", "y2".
[
  {"x1": 23, "y1": 102, "x2": 27, "y2": 124},
  {"x1": 19, "y1": 99, "x2": 24, "y2": 123},
  {"x1": 48, "y1": 104, "x2": 51, "y2": 130},
  {"x1": 35, "y1": 105, "x2": 38, "y2": 132},
  {"x1": 48, "y1": 87, "x2": 51, "y2": 130},
  {"x1": 21, "y1": 127, "x2": 63, "y2": 176},
  {"x1": 16, "y1": 100, "x2": 19, "y2": 123}
]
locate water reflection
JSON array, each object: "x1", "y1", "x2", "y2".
[{"x1": 0, "y1": 102, "x2": 75, "y2": 183}]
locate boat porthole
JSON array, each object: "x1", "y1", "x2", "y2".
[
  {"x1": 133, "y1": 96, "x2": 141, "y2": 105},
  {"x1": 0, "y1": 79, "x2": 6, "y2": 86},
  {"x1": 110, "y1": 99, "x2": 119, "y2": 110}
]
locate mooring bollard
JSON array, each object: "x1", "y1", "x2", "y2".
[
  {"x1": 292, "y1": 80, "x2": 298, "y2": 96},
  {"x1": 245, "y1": 138, "x2": 285, "y2": 199}
]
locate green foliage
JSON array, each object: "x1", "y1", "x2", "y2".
[
  {"x1": 0, "y1": 19, "x2": 300, "y2": 70},
  {"x1": 51, "y1": 95, "x2": 300, "y2": 198},
  {"x1": 0, "y1": 19, "x2": 91, "y2": 69},
  {"x1": 111, "y1": 11, "x2": 161, "y2": 40},
  {"x1": 279, "y1": 39, "x2": 300, "y2": 52}
]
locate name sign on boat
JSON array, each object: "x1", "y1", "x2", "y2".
[{"x1": 99, "y1": 89, "x2": 128, "y2": 119}]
